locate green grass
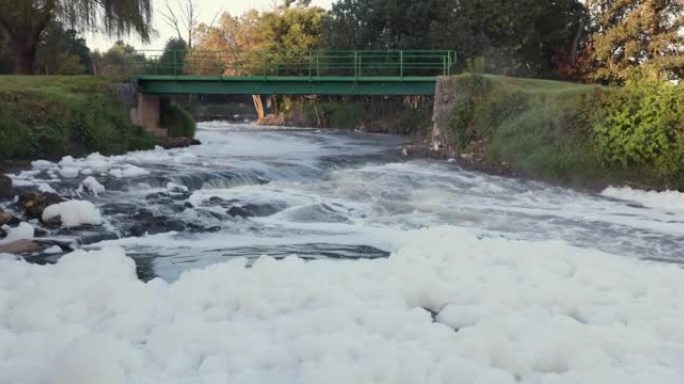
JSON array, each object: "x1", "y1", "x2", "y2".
[
  {"x1": 440, "y1": 74, "x2": 674, "y2": 190},
  {"x1": 0, "y1": 75, "x2": 157, "y2": 160}
]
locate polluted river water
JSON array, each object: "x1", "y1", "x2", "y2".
[{"x1": 1, "y1": 122, "x2": 684, "y2": 383}]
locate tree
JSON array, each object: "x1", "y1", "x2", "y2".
[
  {"x1": 323, "y1": 0, "x2": 586, "y2": 77},
  {"x1": 323, "y1": 0, "x2": 454, "y2": 50},
  {"x1": 34, "y1": 21, "x2": 92, "y2": 74},
  {"x1": 587, "y1": 0, "x2": 684, "y2": 83},
  {"x1": 160, "y1": 0, "x2": 200, "y2": 49},
  {"x1": 0, "y1": 0, "x2": 151, "y2": 74},
  {"x1": 91, "y1": 40, "x2": 147, "y2": 76},
  {"x1": 454, "y1": 0, "x2": 586, "y2": 77},
  {"x1": 191, "y1": 2, "x2": 324, "y2": 76},
  {"x1": 155, "y1": 38, "x2": 188, "y2": 75}
]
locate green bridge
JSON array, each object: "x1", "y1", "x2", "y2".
[{"x1": 133, "y1": 50, "x2": 456, "y2": 96}]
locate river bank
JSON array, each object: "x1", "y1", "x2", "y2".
[
  {"x1": 430, "y1": 74, "x2": 684, "y2": 192},
  {"x1": 0, "y1": 76, "x2": 198, "y2": 162}
]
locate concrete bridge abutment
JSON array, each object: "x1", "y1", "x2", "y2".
[{"x1": 130, "y1": 93, "x2": 166, "y2": 137}]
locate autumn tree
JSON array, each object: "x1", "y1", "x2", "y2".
[
  {"x1": 587, "y1": 0, "x2": 684, "y2": 82},
  {"x1": 191, "y1": 1, "x2": 324, "y2": 76},
  {"x1": 0, "y1": 0, "x2": 151, "y2": 74}
]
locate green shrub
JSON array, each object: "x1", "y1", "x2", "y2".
[
  {"x1": 0, "y1": 76, "x2": 160, "y2": 160},
  {"x1": 593, "y1": 78, "x2": 684, "y2": 180},
  {"x1": 160, "y1": 98, "x2": 197, "y2": 138},
  {"x1": 441, "y1": 74, "x2": 684, "y2": 189}
]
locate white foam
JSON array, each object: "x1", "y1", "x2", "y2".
[
  {"x1": 602, "y1": 186, "x2": 684, "y2": 212},
  {"x1": 58, "y1": 167, "x2": 80, "y2": 178},
  {"x1": 43, "y1": 245, "x2": 62, "y2": 254},
  {"x1": 122, "y1": 164, "x2": 150, "y2": 177},
  {"x1": 42, "y1": 200, "x2": 103, "y2": 227},
  {"x1": 0, "y1": 222, "x2": 34, "y2": 245},
  {"x1": 37, "y1": 183, "x2": 57, "y2": 194},
  {"x1": 78, "y1": 176, "x2": 106, "y2": 196},
  {"x1": 1, "y1": 227, "x2": 683, "y2": 383}
]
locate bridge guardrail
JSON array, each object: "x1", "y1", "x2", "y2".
[{"x1": 123, "y1": 50, "x2": 457, "y2": 79}]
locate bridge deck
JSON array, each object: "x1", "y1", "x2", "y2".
[
  {"x1": 137, "y1": 75, "x2": 439, "y2": 95},
  {"x1": 133, "y1": 50, "x2": 456, "y2": 96}
]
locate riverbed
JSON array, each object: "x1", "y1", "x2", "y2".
[{"x1": 2, "y1": 122, "x2": 684, "y2": 383}]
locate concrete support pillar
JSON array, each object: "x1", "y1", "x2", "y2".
[{"x1": 131, "y1": 93, "x2": 166, "y2": 137}]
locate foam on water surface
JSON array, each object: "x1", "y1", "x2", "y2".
[
  {"x1": 1, "y1": 227, "x2": 684, "y2": 383},
  {"x1": 2, "y1": 122, "x2": 684, "y2": 382}
]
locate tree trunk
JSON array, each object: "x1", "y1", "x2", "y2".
[
  {"x1": 252, "y1": 95, "x2": 265, "y2": 122},
  {"x1": 12, "y1": 45, "x2": 36, "y2": 74}
]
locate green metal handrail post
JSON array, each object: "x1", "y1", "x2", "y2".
[
  {"x1": 308, "y1": 50, "x2": 312, "y2": 79},
  {"x1": 316, "y1": 52, "x2": 320, "y2": 77},
  {"x1": 173, "y1": 50, "x2": 176, "y2": 77},
  {"x1": 400, "y1": 51, "x2": 404, "y2": 79},
  {"x1": 354, "y1": 51, "x2": 358, "y2": 79},
  {"x1": 442, "y1": 56, "x2": 447, "y2": 76}
]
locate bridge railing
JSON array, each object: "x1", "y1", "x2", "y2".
[{"x1": 127, "y1": 50, "x2": 457, "y2": 78}]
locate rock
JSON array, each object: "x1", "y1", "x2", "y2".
[
  {"x1": 42, "y1": 214, "x2": 62, "y2": 228},
  {"x1": 80, "y1": 232, "x2": 120, "y2": 245},
  {"x1": 0, "y1": 239, "x2": 45, "y2": 254},
  {"x1": 18, "y1": 191, "x2": 64, "y2": 220},
  {"x1": 226, "y1": 203, "x2": 284, "y2": 218},
  {"x1": 158, "y1": 137, "x2": 201, "y2": 149},
  {"x1": 0, "y1": 175, "x2": 13, "y2": 199},
  {"x1": 0, "y1": 211, "x2": 20, "y2": 227},
  {"x1": 127, "y1": 214, "x2": 186, "y2": 237},
  {"x1": 259, "y1": 114, "x2": 285, "y2": 126},
  {"x1": 33, "y1": 227, "x2": 49, "y2": 237}
]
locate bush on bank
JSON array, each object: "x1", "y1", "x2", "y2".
[
  {"x1": 279, "y1": 96, "x2": 433, "y2": 135},
  {"x1": 0, "y1": 76, "x2": 157, "y2": 160},
  {"x1": 160, "y1": 97, "x2": 197, "y2": 138},
  {"x1": 438, "y1": 74, "x2": 684, "y2": 190}
]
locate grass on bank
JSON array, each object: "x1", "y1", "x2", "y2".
[
  {"x1": 0, "y1": 75, "x2": 158, "y2": 160},
  {"x1": 441, "y1": 74, "x2": 684, "y2": 190}
]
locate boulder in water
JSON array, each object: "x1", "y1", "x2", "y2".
[
  {"x1": 0, "y1": 175, "x2": 13, "y2": 199},
  {"x1": 0, "y1": 211, "x2": 20, "y2": 227},
  {"x1": 127, "y1": 210, "x2": 186, "y2": 237},
  {"x1": 0, "y1": 239, "x2": 45, "y2": 255},
  {"x1": 18, "y1": 191, "x2": 64, "y2": 220},
  {"x1": 226, "y1": 203, "x2": 283, "y2": 218}
]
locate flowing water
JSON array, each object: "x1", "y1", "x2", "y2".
[
  {"x1": 4, "y1": 121, "x2": 684, "y2": 383},
  {"x1": 8, "y1": 121, "x2": 684, "y2": 279}
]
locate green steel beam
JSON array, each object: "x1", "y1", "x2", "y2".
[{"x1": 137, "y1": 75, "x2": 437, "y2": 95}]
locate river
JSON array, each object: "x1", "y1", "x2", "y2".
[{"x1": 2, "y1": 122, "x2": 684, "y2": 383}]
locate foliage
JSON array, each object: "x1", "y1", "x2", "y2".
[
  {"x1": 288, "y1": 96, "x2": 432, "y2": 134},
  {"x1": 587, "y1": 0, "x2": 684, "y2": 83},
  {"x1": 91, "y1": 41, "x2": 148, "y2": 76},
  {"x1": 34, "y1": 21, "x2": 92, "y2": 74},
  {"x1": 0, "y1": 0, "x2": 152, "y2": 73},
  {"x1": 441, "y1": 74, "x2": 615, "y2": 186},
  {"x1": 322, "y1": 0, "x2": 585, "y2": 78},
  {"x1": 160, "y1": 97, "x2": 197, "y2": 138},
  {"x1": 0, "y1": 76, "x2": 156, "y2": 160},
  {"x1": 593, "y1": 78, "x2": 684, "y2": 179},
  {"x1": 190, "y1": 2, "x2": 324, "y2": 76},
  {"x1": 440, "y1": 74, "x2": 684, "y2": 188},
  {"x1": 154, "y1": 38, "x2": 188, "y2": 75}
]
